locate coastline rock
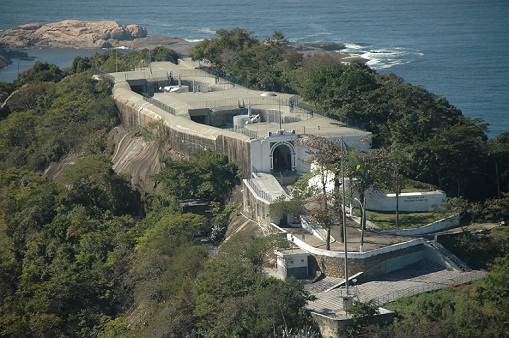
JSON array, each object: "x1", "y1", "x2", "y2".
[
  {"x1": 130, "y1": 36, "x2": 198, "y2": 55},
  {"x1": 0, "y1": 48, "x2": 11, "y2": 68},
  {"x1": 0, "y1": 20, "x2": 348, "y2": 59},
  {"x1": 290, "y1": 41, "x2": 346, "y2": 54},
  {"x1": 0, "y1": 20, "x2": 148, "y2": 49}
]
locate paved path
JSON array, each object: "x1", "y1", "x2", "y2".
[
  {"x1": 303, "y1": 260, "x2": 486, "y2": 319},
  {"x1": 286, "y1": 218, "x2": 416, "y2": 252},
  {"x1": 240, "y1": 212, "x2": 489, "y2": 319}
]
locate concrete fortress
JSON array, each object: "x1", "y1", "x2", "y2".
[
  {"x1": 107, "y1": 59, "x2": 486, "y2": 338},
  {"x1": 109, "y1": 59, "x2": 372, "y2": 178}
]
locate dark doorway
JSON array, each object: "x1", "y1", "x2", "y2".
[
  {"x1": 273, "y1": 144, "x2": 292, "y2": 172},
  {"x1": 279, "y1": 215, "x2": 288, "y2": 227}
]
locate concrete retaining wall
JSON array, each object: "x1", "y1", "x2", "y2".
[
  {"x1": 242, "y1": 179, "x2": 270, "y2": 226},
  {"x1": 288, "y1": 234, "x2": 426, "y2": 279},
  {"x1": 311, "y1": 309, "x2": 396, "y2": 338},
  {"x1": 112, "y1": 83, "x2": 253, "y2": 176},
  {"x1": 387, "y1": 214, "x2": 459, "y2": 236}
]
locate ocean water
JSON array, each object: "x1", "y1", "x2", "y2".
[{"x1": 1, "y1": 0, "x2": 507, "y2": 137}]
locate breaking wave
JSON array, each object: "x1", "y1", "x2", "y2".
[{"x1": 343, "y1": 44, "x2": 423, "y2": 70}]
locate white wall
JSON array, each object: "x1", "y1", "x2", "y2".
[
  {"x1": 362, "y1": 188, "x2": 446, "y2": 212},
  {"x1": 250, "y1": 132, "x2": 370, "y2": 175},
  {"x1": 308, "y1": 174, "x2": 446, "y2": 213},
  {"x1": 250, "y1": 131, "x2": 303, "y2": 173}
]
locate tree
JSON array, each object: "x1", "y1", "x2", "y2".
[
  {"x1": 0, "y1": 60, "x2": 145, "y2": 336},
  {"x1": 290, "y1": 53, "x2": 344, "y2": 96},
  {"x1": 192, "y1": 234, "x2": 312, "y2": 337},
  {"x1": 346, "y1": 300, "x2": 380, "y2": 337},
  {"x1": 482, "y1": 193, "x2": 509, "y2": 223},
  {"x1": 299, "y1": 136, "x2": 344, "y2": 247},
  {"x1": 301, "y1": 62, "x2": 378, "y2": 120},
  {"x1": 486, "y1": 132, "x2": 509, "y2": 198},
  {"x1": 412, "y1": 121, "x2": 487, "y2": 199},
  {"x1": 0, "y1": 82, "x2": 55, "y2": 116},
  {"x1": 15, "y1": 61, "x2": 64, "y2": 86},
  {"x1": 269, "y1": 195, "x2": 305, "y2": 224},
  {"x1": 190, "y1": 28, "x2": 257, "y2": 70},
  {"x1": 155, "y1": 149, "x2": 239, "y2": 204},
  {"x1": 371, "y1": 146, "x2": 412, "y2": 228},
  {"x1": 190, "y1": 28, "x2": 302, "y2": 92},
  {"x1": 149, "y1": 46, "x2": 179, "y2": 64},
  {"x1": 208, "y1": 201, "x2": 236, "y2": 244},
  {"x1": 128, "y1": 212, "x2": 208, "y2": 337}
]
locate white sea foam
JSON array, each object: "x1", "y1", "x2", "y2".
[
  {"x1": 198, "y1": 27, "x2": 216, "y2": 35},
  {"x1": 345, "y1": 46, "x2": 423, "y2": 70},
  {"x1": 343, "y1": 43, "x2": 366, "y2": 51}
]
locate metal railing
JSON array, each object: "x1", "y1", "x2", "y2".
[
  {"x1": 227, "y1": 124, "x2": 351, "y2": 140},
  {"x1": 142, "y1": 96, "x2": 187, "y2": 116},
  {"x1": 225, "y1": 127, "x2": 259, "y2": 139},
  {"x1": 245, "y1": 178, "x2": 276, "y2": 202}
]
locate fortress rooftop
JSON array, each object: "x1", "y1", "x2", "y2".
[{"x1": 109, "y1": 59, "x2": 371, "y2": 141}]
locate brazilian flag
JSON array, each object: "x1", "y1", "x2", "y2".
[{"x1": 344, "y1": 142, "x2": 365, "y2": 179}]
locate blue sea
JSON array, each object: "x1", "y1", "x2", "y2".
[{"x1": 1, "y1": 0, "x2": 508, "y2": 137}]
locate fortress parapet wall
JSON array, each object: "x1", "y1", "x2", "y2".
[{"x1": 112, "y1": 82, "x2": 252, "y2": 176}]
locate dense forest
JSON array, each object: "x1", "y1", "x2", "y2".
[{"x1": 0, "y1": 28, "x2": 508, "y2": 337}]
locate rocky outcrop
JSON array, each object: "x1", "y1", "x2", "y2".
[
  {"x1": 0, "y1": 20, "x2": 349, "y2": 58},
  {"x1": 109, "y1": 126, "x2": 164, "y2": 195},
  {"x1": 130, "y1": 36, "x2": 198, "y2": 55},
  {"x1": 0, "y1": 48, "x2": 11, "y2": 68},
  {"x1": 0, "y1": 20, "x2": 148, "y2": 49}
]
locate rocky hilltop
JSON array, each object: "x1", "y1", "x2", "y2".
[{"x1": 0, "y1": 20, "x2": 148, "y2": 49}]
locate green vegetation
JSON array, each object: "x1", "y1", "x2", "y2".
[
  {"x1": 189, "y1": 28, "x2": 509, "y2": 204},
  {"x1": 383, "y1": 256, "x2": 509, "y2": 338},
  {"x1": 0, "y1": 62, "x2": 144, "y2": 336},
  {"x1": 154, "y1": 149, "x2": 240, "y2": 204},
  {"x1": 0, "y1": 45, "x2": 319, "y2": 337},
  {"x1": 0, "y1": 28, "x2": 508, "y2": 337},
  {"x1": 364, "y1": 210, "x2": 450, "y2": 230},
  {"x1": 190, "y1": 29, "x2": 302, "y2": 92},
  {"x1": 438, "y1": 225, "x2": 509, "y2": 269}
]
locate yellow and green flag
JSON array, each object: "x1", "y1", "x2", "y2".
[{"x1": 344, "y1": 142, "x2": 365, "y2": 179}]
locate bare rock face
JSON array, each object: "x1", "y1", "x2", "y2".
[
  {"x1": 0, "y1": 20, "x2": 148, "y2": 49},
  {"x1": 0, "y1": 48, "x2": 11, "y2": 68},
  {"x1": 109, "y1": 126, "x2": 164, "y2": 195}
]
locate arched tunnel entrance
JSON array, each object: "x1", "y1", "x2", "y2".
[{"x1": 271, "y1": 143, "x2": 294, "y2": 173}]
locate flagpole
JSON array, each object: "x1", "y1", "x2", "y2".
[{"x1": 341, "y1": 138, "x2": 349, "y2": 294}]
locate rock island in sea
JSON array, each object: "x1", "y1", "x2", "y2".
[
  {"x1": 0, "y1": 20, "x2": 350, "y2": 69},
  {"x1": 0, "y1": 20, "x2": 199, "y2": 68}
]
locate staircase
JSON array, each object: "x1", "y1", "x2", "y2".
[{"x1": 426, "y1": 241, "x2": 471, "y2": 272}]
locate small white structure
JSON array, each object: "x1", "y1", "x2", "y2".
[{"x1": 275, "y1": 249, "x2": 309, "y2": 279}]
